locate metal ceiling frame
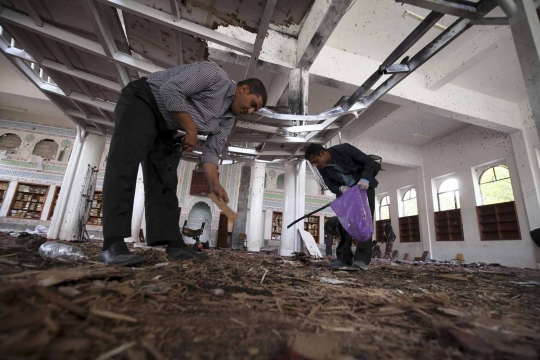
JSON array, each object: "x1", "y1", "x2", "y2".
[{"x1": 0, "y1": 0, "x2": 510, "y2": 162}]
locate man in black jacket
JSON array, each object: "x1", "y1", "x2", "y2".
[{"x1": 305, "y1": 143, "x2": 380, "y2": 269}]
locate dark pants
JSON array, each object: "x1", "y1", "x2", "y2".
[
  {"x1": 336, "y1": 187, "x2": 375, "y2": 265},
  {"x1": 324, "y1": 216, "x2": 340, "y2": 257},
  {"x1": 102, "y1": 78, "x2": 184, "y2": 247},
  {"x1": 384, "y1": 241, "x2": 394, "y2": 258}
]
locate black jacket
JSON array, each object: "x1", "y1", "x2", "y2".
[{"x1": 319, "y1": 143, "x2": 381, "y2": 197}]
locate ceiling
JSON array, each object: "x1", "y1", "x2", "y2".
[
  {"x1": 0, "y1": 0, "x2": 525, "y2": 164},
  {"x1": 326, "y1": 0, "x2": 526, "y2": 102},
  {"x1": 360, "y1": 104, "x2": 469, "y2": 146}
]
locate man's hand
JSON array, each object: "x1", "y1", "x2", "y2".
[
  {"x1": 359, "y1": 179, "x2": 369, "y2": 190},
  {"x1": 203, "y1": 162, "x2": 229, "y2": 203},
  {"x1": 183, "y1": 131, "x2": 197, "y2": 152},
  {"x1": 172, "y1": 112, "x2": 198, "y2": 152},
  {"x1": 339, "y1": 186, "x2": 350, "y2": 194}
]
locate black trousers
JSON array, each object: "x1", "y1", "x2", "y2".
[
  {"x1": 335, "y1": 187, "x2": 375, "y2": 265},
  {"x1": 102, "y1": 78, "x2": 184, "y2": 247},
  {"x1": 324, "y1": 216, "x2": 340, "y2": 257}
]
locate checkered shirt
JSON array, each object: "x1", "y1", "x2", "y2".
[{"x1": 147, "y1": 61, "x2": 236, "y2": 165}]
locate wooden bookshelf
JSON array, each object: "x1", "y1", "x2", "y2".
[
  {"x1": 87, "y1": 191, "x2": 103, "y2": 226},
  {"x1": 0, "y1": 181, "x2": 9, "y2": 209},
  {"x1": 271, "y1": 212, "x2": 282, "y2": 240},
  {"x1": 47, "y1": 186, "x2": 61, "y2": 220},
  {"x1": 376, "y1": 220, "x2": 386, "y2": 242},
  {"x1": 304, "y1": 216, "x2": 320, "y2": 243},
  {"x1": 8, "y1": 183, "x2": 49, "y2": 220},
  {"x1": 477, "y1": 201, "x2": 521, "y2": 240},
  {"x1": 399, "y1": 215, "x2": 421, "y2": 242},
  {"x1": 434, "y1": 209, "x2": 464, "y2": 241}
]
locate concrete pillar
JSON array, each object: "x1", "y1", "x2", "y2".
[
  {"x1": 510, "y1": 0, "x2": 540, "y2": 142},
  {"x1": 40, "y1": 185, "x2": 58, "y2": 221},
  {"x1": 232, "y1": 165, "x2": 251, "y2": 247},
  {"x1": 58, "y1": 133, "x2": 106, "y2": 240},
  {"x1": 125, "y1": 164, "x2": 144, "y2": 242},
  {"x1": 288, "y1": 68, "x2": 309, "y2": 116},
  {"x1": 416, "y1": 166, "x2": 433, "y2": 256},
  {"x1": 280, "y1": 163, "x2": 297, "y2": 255},
  {"x1": 295, "y1": 160, "x2": 307, "y2": 252},
  {"x1": 246, "y1": 161, "x2": 265, "y2": 251},
  {"x1": 0, "y1": 181, "x2": 18, "y2": 217}
]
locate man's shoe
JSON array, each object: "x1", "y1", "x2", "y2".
[
  {"x1": 352, "y1": 261, "x2": 369, "y2": 270},
  {"x1": 98, "y1": 241, "x2": 144, "y2": 267},
  {"x1": 329, "y1": 259, "x2": 352, "y2": 268},
  {"x1": 165, "y1": 245, "x2": 210, "y2": 261}
]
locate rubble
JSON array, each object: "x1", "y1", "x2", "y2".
[{"x1": 0, "y1": 232, "x2": 539, "y2": 359}]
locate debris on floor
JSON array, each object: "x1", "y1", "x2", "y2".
[{"x1": 1, "y1": 232, "x2": 540, "y2": 359}]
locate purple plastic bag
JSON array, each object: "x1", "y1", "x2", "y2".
[{"x1": 330, "y1": 185, "x2": 373, "y2": 242}]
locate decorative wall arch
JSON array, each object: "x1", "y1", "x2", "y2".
[{"x1": 32, "y1": 138, "x2": 60, "y2": 160}]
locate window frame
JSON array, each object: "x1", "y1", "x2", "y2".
[
  {"x1": 379, "y1": 195, "x2": 390, "y2": 220},
  {"x1": 437, "y1": 178, "x2": 459, "y2": 211},
  {"x1": 401, "y1": 188, "x2": 418, "y2": 217}
]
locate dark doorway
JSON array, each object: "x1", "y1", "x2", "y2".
[{"x1": 216, "y1": 213, "x2": 229, "y2": 248}]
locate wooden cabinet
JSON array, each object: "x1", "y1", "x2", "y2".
[
  {"x1": 87, "y1": 191, "x2": 103, "y2": 226},
  {"x1": 375, "y1": 220, "x2": 386, "y2": 242},
  {"x1": 0, "y1": 181, "x2": 9, "y2": 208},
  {"x1": 304, "y1": 216, "x2": 320, "y2": 243},
  {"x1": 271, "y1": 212, "x2": 282, "y2": 240},
  {"x1": 47, "y1": 186, "x2": 61, "y2": 220},
  {"x1": 9, "y1": 183, "x2": 49, "y2": 219},
  {"x1": 434, "y1": 209, "x2": 464, "y2": 241},
  {"x1": 399, "y1": 215, "x2": 421, "y2": 242},
  {"x1": 477, "y1": 201, "x2": 520, "y2": 240}
]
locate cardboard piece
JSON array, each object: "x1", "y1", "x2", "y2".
[
  {"x1": 298, "y1": 229, "x2": 323, "y2": 258},
  {"x1": 208, "y1": 192, "x2": 238, "y2": 219}
]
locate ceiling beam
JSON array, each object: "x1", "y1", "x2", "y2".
[
  {"x1": 0, "y1": 7, "x2": 164, "y2": 74},
  {"x1": 245, "y1": 0, "x2": 277, "y2": 78},
  {"x1": 297, "y1": 0, "x2": 355, "y2": 70},
  {"x1": 397, "y1": 0, "x2": 480, "y2": 19},
  {"x1": 94, "y1": 0, "x2": 254, "y2": 54},
  {"x1": 425, "y1": 28, "x2": 511, "y2": 90},
  {"x1": 20, "y1": 0, "x2": 44, "y2": 27},
  {"x1": 83, "y1": 0, "x2": 130, "y2": 87}
]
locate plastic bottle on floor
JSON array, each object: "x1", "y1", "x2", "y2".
[{"x1": 39, "y1": 242, "x2": 86, "y2": 261}]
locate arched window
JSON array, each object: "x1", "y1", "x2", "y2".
[
  {"x1": 0, "y1": 133, "x2": 22, "y2": 151},
  {"x1": 479, "y1": 165, "x2": 514, "y2": 205},
  {"x1": 402, "y1": 188, "x2": 418, "y2": 216},
  {"x1": 33, "y1": 139, "x2": 59, "y2": 159},
  {"x1": 379, "y1": 195, "x2": 390, "y2": 220},
  {"x1": 438, "y1": 178, "x2": 460, "y2": 211},
  {"x1": 276, "y1": 173, "x2": 285, "y2": 190}
]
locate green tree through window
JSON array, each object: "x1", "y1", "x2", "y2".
[{"x1": 479, "y1": 165, "x2": 514, "y2": 205}]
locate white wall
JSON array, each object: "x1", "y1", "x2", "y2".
[
  {"x1": 421, "y1": 125, "x2": 537, "y2": 268},
  {"x1": 375, "y1": 165, "x2": 425, "y2": 259}
]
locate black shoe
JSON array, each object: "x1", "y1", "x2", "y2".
[
  {"x1": 165, "y1": 245, "x2": 210, "y2": 261},
  {"x1": 98, "y1": 241, "x2": 144, "y2": 267},
  {"x1": 329, "y1": 259, "x2": 352, "y2": 268}
]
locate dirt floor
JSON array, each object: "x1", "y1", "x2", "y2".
[{"x1": 1, "y1": 232, "x2": 540, "y2": 360}]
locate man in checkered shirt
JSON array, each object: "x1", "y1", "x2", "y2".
[{"x1": 99, "y1": 61, "x2": 267, "y2": 266}]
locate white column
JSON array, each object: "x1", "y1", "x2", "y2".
[
  {"x1": 280, "y1": 163, "x2": 297, "y2": 256},
  {"x1": 416, "y1": 166, "x2": 433, "y2": 256},
  {"x1": 125, "y1": 164, "x2": 145, "y2": 242},
  {"x1": 40, "y1": 185, "x2": 57, "y2": 221},
  {"x1": 58, "y1": 133, "x2": 106, "y2": 240},
  {"x1": 0, "y1": 181, "x2": 18, "y2": 217},
  {"x1": 246, "y1": 161, "x2": 266, "y2": 251},
  {"x1": 294, "y1": 160, "x2": 306, "y2": 252}
]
